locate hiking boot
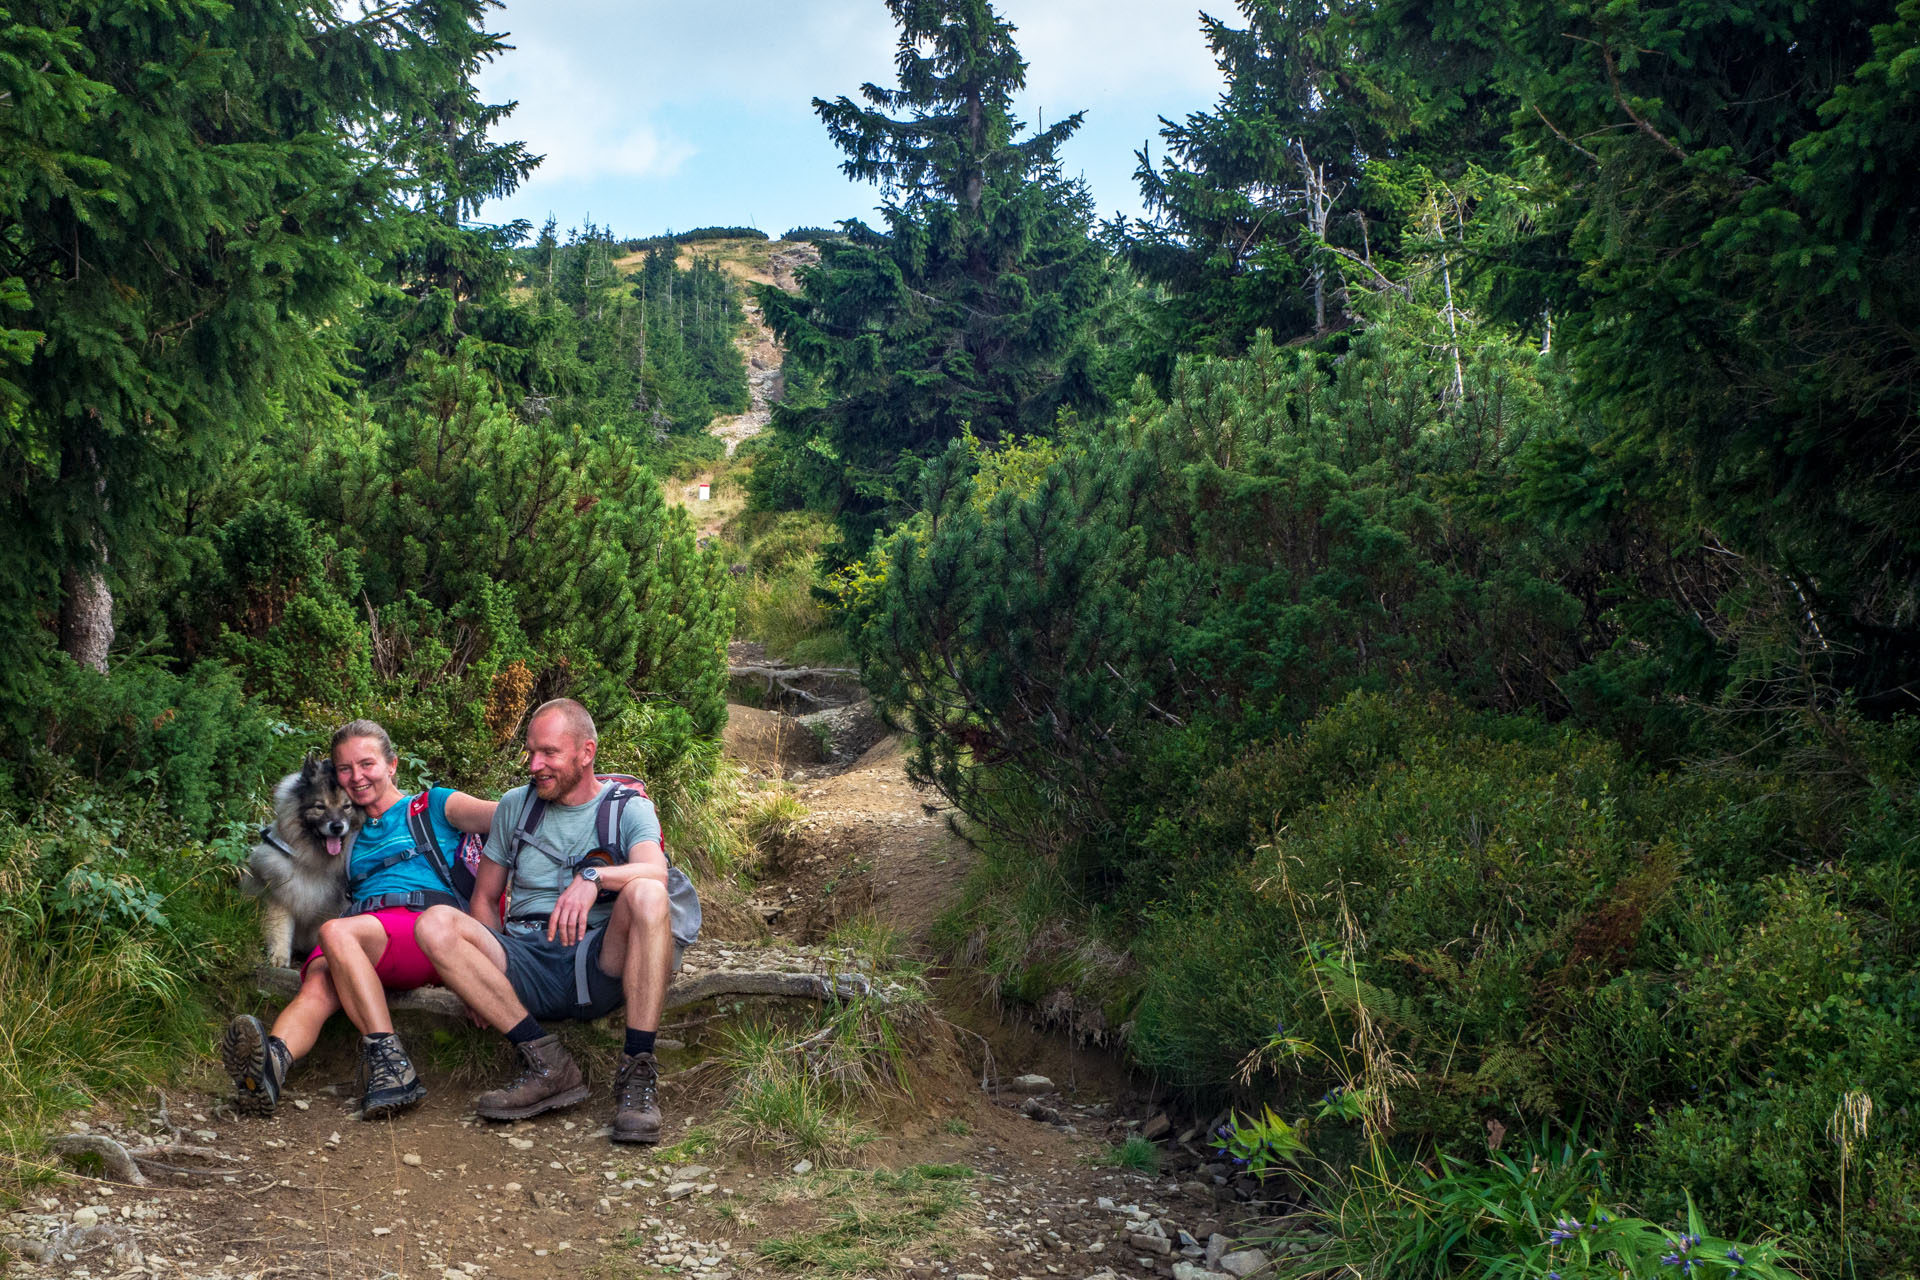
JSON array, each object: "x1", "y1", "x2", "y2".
[
  {"x1": 359, "y1": 1033, "x2": 427, "y2": 1120},
  {"x1": 473, "y1": 1034, "x2": 589, "y2": 1121},
  {"x1": 223, "y1": 1015, "x2": 291, "y2": 1118},
  {"x1": 610, "y1": 1052, "x2": 662, "y2": 1145}
]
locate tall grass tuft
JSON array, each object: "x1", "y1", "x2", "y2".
[
  {"x1": 0, "y1": 799, "x2": 254, "y2": 1184},
  {"x1": 710, "y1": 917, "x2": 930, "y2": 1158}
]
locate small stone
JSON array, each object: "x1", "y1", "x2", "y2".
[
  {"x1": 1182, "y1": 1181, "x2": 1212, "y2": 1203},
  {"x1": 1021, "y1": 1098, "x2": 1063, "y2": 1124},
  {"x1": 1009, "y1": 1075, "x2": 1054, "y2": 1094},
  {"x1": 402, "y1": 1153, "x2": 423, "y2": 1167},
  {"x1": 504, "y1": 1182, "x2": 522, "y2": 1193},
  {"x1": 324, "y1": 1131, "x2": 342, "y2": 1147},
  {"x1": 676, "y1": 1165, "x2": 712, "y2": 1181},
  {"x1": 1205, "y1": 1234, "x2": 1231, "y2": 1269},
  {"x1": 1130, "y1": 1234, "x2": 1173, "y2": 1256},
  {"x1": 1140, "y1": 1114, "x2": 1172, "y2": 1141},
  {"x1": 71, "y1": 1207, "x2": 99, "y2": 1228},
  {"x1": 292, "y1": 1099, "x2": 310, "y2": 1110},
  {"x1": 791, "y1": 1159, "x2": 813, "y2": 1175},
  {"x1": 1218, "y1": 1249, "x2": 1269, "y2": 1277},
  {"x1": 666, "y1": 1182, "x2": 698, "y2": 1200},
  {"x1": 371, "y1": 1227, "x2": 392, "y2": 1237},
  {"x1": 445, "y1": 1270, "x2": 466, "y2": 1280},
  {"x1": 1172, "y1": 1265, "x2": 1227, "y2": 1280},
  {"x1": 1097, "y1": 1198, "x2": 1117, "y2": 1212},
  {"x1": 193, "y1": 1129, "x2": 218, "y2": 1143},
  {"x1": 508, "y1": 1137, "x2": 534, "y2": 1150}
]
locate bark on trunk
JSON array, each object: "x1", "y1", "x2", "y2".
[
  {"x1": 60, "y1": 547, "x2": 114, "y2": 673},
  {"x1": 59, "y1": 440, "x2": 113, "y2": 672}
]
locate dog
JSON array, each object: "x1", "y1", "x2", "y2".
[{"x1": 241, "y1": 756, "x2": 362, "y2": 967}]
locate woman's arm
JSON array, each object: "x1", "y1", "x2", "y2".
[{"x1": 443, "y1": 791, "x2": 498, "y2": 834}]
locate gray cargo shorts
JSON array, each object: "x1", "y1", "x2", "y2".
[{"x1": 494, "y1": 921, "x2": 686, "y2": 1022}]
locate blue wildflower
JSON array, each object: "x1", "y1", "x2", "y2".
[
  {"x1": 1661, "y1": 1251, "x2": 1683, "y2": 1267},
  {"x1": 1725, "y1": 1247, "x2": 1746, "y2": 1264}
]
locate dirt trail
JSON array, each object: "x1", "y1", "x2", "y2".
[
  {"x1": 705, "y1": 243, "x2": 816, "y2": 460},
  {"x1": 663, "y1": 238, "x2": 819, "y2": 544}
]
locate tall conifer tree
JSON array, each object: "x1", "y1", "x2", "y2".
[{"x1": 757, "y1": 0, "x2": 1106, "y2": 552}]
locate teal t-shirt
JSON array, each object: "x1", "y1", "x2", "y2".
[
  {"x1": 349, "y1": 787, "x2": 464, "y2": 901},
  {"x1": 482, "y1": 781, "x2": 661, "y2": 929}
]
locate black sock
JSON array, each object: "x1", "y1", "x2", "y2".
[
  {"x1": 506, "y1": 1016, "x2": 545, "y2": 1046},
  {"x1": 625, "y1": 1027, "x2": 657, "y2": 1058},
  {"x1": 362, "y1": 1031, "x2": 396, "y2": 1046}
]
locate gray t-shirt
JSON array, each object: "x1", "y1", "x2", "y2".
[{"x1": 483, "y1": 781, "x2": 662, "y2": 930}]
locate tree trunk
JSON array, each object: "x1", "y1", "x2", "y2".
[
  {"x1": 59, "y1": 442, "x2": 113, "y2": 672},
  {"x1": 60, "y1": 540, "x2": 113, "y2": 672}
]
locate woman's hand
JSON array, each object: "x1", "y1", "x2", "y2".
[{"x1": 547, "y1": 876, "x2": 600, "y2": 946}]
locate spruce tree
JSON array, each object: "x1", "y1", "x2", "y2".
[
  {"x1": 0, "y1": 0, "x2": 508, "y2": 708},
  {"x1": 757, "y1": 0, "x2": 1107, "y2": 552}
]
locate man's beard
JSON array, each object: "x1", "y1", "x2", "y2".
[{"x1": 533, "y1": 760, "x2": 589, "y2": 799}]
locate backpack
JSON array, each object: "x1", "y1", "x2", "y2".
[
  {"x1": 504, "y1": 774, "x2": 702, "y2": 949},
  {"x1": 341, "y1": 789, "x2": 482, "y2": 915}
]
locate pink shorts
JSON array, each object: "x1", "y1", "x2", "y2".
[{"x1": 300, "y1": 908, "x2": 441, "y2": 990}]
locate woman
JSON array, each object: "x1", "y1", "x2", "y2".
[{"x1": 222, "y1": 719, "x2": 497, "y2": 1120}]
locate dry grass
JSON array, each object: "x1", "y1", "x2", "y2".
[{"x1": 756, "y1": 1164, "x2": 979, "y2": 1276}]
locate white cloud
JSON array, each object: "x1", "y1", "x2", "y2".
[
  {"x1": 1001, "y1": 0, "x2": 1223, "y2": 111},
  {"x1": 480, "y1": 39, "x2": 695, "y2": 181}
]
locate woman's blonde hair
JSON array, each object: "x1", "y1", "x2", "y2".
[{"x1": 330, "y1": 718, "x2": 397, "y2": 763}]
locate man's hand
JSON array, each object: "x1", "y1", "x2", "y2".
[{"x1": 548, "y1": 875, "x2": 599, "y2": 946}]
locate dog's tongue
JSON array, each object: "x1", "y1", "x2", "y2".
[{"x1": 325, "y1": 836, "x2": 343, "y2": 857}]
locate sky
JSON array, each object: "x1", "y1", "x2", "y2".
[{"x1": 473, "y1": 0, "x2": 1229, "y2": 241}]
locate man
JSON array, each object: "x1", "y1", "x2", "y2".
[{"x1": 414, "y1": 698, "x2": 691, "y2": 1143}]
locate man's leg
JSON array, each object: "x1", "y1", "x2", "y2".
[
  {"x1": 225, "y1": 958, "x2": 342, "y2": 1117},
  {"x1": 596, "y1": 878, "x2": 673, "y2": 1143},
  {"x1": 413, "y1": 906, "x2": 523, "y2": 1030},
  {"x1": 596, "y1": 879, "x2": 675, "y2": 1033},
  {"x1": 314, "y1": 915, "x2": 426, "y2": 1120},
  {"x1": 414, "y1": 906, "x2": 588, "y2": 1121}
]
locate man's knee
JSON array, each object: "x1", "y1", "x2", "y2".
[
  {"x1": 619, "y1": 878, "x2": 668, "y2": 928},
  {"x1": 414, "y1": 905, "x2": 467, "y2": 954}
]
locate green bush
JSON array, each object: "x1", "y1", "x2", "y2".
[
  {"x1": 947, "y1": 690, "x2": 1920, "y2": 1273},
  {"x1": 0, "y1": 788, "x2": 258, "y2": 1153},
  {"x1": 28, "y1": 657, "x2": 291, "y2": 836}
]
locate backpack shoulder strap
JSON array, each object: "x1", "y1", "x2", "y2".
[
  {"x1": 402, "y1": 790, "x2": 459, "y2": 894},
  {"x1": 593, "y1": 776, "x2": 640, "y2": 857}
]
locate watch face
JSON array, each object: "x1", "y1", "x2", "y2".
[{"x1": 580, "y1": 866, "x2": 600, "y2": 882}]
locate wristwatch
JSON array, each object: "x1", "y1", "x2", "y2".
[{"x1": 578, "y1": 865, "x2": 602, "y2": 885}]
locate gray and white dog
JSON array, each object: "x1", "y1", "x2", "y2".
[{"x1": 241, "y1": 756, "x2": 362, "y2": 967}]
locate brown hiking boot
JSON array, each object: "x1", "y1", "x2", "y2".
[
  {"x1": 473, "y1": 1034, "x2": 589, "y2": 1121},
  {"x1": 610, "y1": 1052, "x2": 662, "y2": 1144}
]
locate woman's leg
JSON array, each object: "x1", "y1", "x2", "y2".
[
  {"x1": 314, "y1": 914, "x2": 396, "y2": 1036},
  {"x1": 268, "y1": 956, "x2": 343, "y2": 1061}
]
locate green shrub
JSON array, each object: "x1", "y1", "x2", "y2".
[
  {"x1": 0, "y1": 792, "x2": 257, "y2": 1161},
  {"x1": 30, "y1": 657, "x2": 291, "y2": 835}
]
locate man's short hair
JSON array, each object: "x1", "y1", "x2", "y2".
[{"x1": 529, "y1": 698, "x2": 597, "y2": 745}]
